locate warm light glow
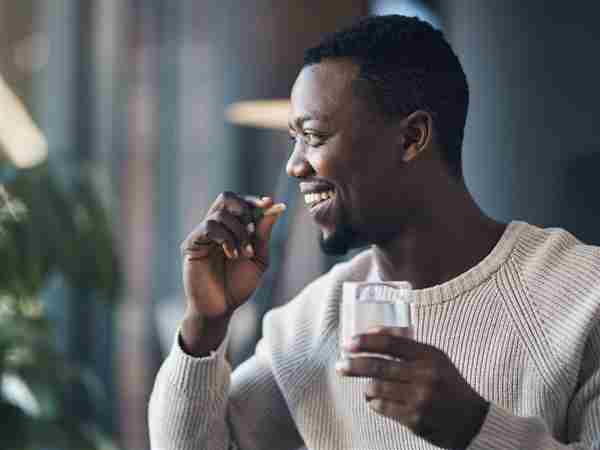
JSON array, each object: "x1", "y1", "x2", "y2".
[
  {"x1": 225, "y1": 99, "x2": 291, "y2": 130},
  {"x1": 0, "y1": 74, "x2": 48, "y2": 168}
]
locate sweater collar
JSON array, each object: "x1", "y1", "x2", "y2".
[{"x1": 362, "y1": 220, "x2": 527, "y2": 305}]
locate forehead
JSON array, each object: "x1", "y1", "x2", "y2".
[{"x1": 290, "y1": 59, "x2": 360, "y2": 126}]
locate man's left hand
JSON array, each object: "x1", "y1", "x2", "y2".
[{"x1": 336, "y1": 327, "x2": 490, "y2": 449}]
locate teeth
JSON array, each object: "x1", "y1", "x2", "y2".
[{"x1": 304, "y1": 190, "x2": 335, "y2": 205}]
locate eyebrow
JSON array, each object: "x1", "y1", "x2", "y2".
[{"x1": 288, "y1": 113, "x2": 330, "y2": 130}]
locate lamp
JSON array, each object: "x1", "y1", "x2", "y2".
[
  {"x1": 0, "y1": 73, "x2": 48, "y2": 171},
  {"x1": 225, "y1": 99, "x2": 291, "y2": 130}
]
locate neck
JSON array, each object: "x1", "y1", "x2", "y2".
[{"x1": 372, "y1": 179, "x2": 507, "y2": 289}]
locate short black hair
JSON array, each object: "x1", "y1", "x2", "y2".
[{"x1": 304, "y1": 15, "x2": 468, "y2": 180}]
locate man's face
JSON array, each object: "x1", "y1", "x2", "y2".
[{"x1": 287, "y1": 58, "x2": 410, "y2": 255}]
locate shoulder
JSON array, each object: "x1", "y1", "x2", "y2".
[
  {"x1": 511, "y1": 221, "x2": 600, "y2": 290},
  {"x1": 261, "y1": 247, "x2": 375, "y2": 355},
  {"x1": 510, "y1": 221, "x2": 600, "y2": 328}
]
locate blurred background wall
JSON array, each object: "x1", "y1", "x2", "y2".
[
  {"x1": 441, "y1": 1, "x2": 600, "y2": 245},
  {"x1": 1, "y1": 1, "x2": 599, "y2": 449}
]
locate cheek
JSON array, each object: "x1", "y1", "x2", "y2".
[
  {"x1": 348, "y1": 160, "x2": 399, "y2": 224},
  {"x1": 306, "y1": 146, "x2": 344, "y2": 181},
  {"x1": 306, "y1": 152, "x2": 325, "y2": 173}
]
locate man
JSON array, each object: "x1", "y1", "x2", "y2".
[{"x1": 149, "y1": 15, "x2": 600, "y2": 449}]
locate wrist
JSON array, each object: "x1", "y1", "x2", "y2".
[
  {"x1": 447, "y1": 398, "x2": 490, "y2": 450},
  {"x1": 452, "y1": 399, "x2": 490, "y2": 450},
  {"x1": 180, "y1": 310, "x2": 231, "y2": 357}
]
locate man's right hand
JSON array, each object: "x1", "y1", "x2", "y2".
[{"x1": 178, "y1": 192, "x2": 285, "y2": 356}]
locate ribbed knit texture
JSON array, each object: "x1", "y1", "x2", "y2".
[{"x1": 148, "y1": 221, "x2": 600, "y2": 449}]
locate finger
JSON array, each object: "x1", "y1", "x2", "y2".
[
  {"x1": 365, "y1": 380, "x2": 427, "y2": 405},
  {"x1": 367, "y1": 398, "x2": 422, "y2": 428},
  {"x1": 365, "y1": 380, "x2": 416, "y2": 402},
  {"x1": 347, "y1": 333, "x2": 430, "y2": 361},
  {"x1": 209, "y1": 191, "x2": 256, "y2": 228},
  {"x1": 181, "y1": 226, "x2": 237, "y2": 260},
  {"x1": 243, "y1": 195, "x2": 273, "y2": 209},
  {"x1": 203, "y1": 219, "x2": 239, "y2": 259},
  {"x1": 364, "y1": 380, "x2": 407, "y2": 402},
  {"x1": 335, "y1": 356, "x2": 414, "y2": 381},
  {"x1": 254, "y1": 203, "x2": 285, "y2": 240},
  {"x1": 367, "y1": 397, "x2": 404, "y2": 417},
  {"x1": 181, "y1": 243, "x2": 213, "y2": 260},
  {"x1": 231, "y1": 194, "x2": 285, "y2": 258},
  {"x1": 248, "y1": 202, "x2": 286, "y2": 259},
  {"x1": 367, "y1": 326, "x2": 412, "y2": 338},
  {"x1": 242, "y1": 196, "x2": 261, "y2": 234},
  {"x1": 244, "y1": 195, "x2": 274, "y2": 208},
  {"x1": 181, "y1": 226, "x2": 217, "y2": 259},
  {"x1": 243, "y1": 195, "x2": 274, "y2": 235},
  {"x1": 210, "y1": 210, "x2": 254, "y2": 257}
]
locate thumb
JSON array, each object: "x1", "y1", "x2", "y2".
[{"x1": 254, "y1": 203, "x2": 286, "y2": 256}]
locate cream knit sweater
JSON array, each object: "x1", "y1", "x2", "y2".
[{"x1": 148, "y1": 220, "x2": 600, "y2": 449}]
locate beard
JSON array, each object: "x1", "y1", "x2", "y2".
[
  {"x1": 318, "y1": 217, "x2": 370, "y2": 255},
  {"x1": 318, "y1": 221, "x2": 356, "y2": 255}
]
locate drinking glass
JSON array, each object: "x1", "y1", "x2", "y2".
[{"x1": 340, "y1": 281, "x2": 413, "y2": 360}]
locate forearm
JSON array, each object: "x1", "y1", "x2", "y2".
[
  {"x1": 148, "y1": 328, "x2": 304, "y2": 450},
  {"x1": 148, "y1": 328, "x2": 233, "y2": 450}
]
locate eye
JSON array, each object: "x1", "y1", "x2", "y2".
[
  {"x1": 288, "y1": 131, "x2": 326, "y2": 148},
  {"x1": 304, "y1": 131, "x2": 325, "y2": 147}
]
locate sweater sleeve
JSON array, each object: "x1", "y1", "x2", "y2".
[
  {"x1": 148, "y1": 328, "x2": 304, "y2": 450},
  {"x1": 467, "y1": 319, "x2": 600, "y2": 450}
]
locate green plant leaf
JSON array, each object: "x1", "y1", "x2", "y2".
[
  {"x1": 0, "y1": 159, "x2": 122, "y2": 449},
  {"x1": 0, "y1": 399, "x2": 29, "y2": 450}
]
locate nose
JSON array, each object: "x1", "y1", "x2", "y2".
[{"x1": 286, "y1": 145, "x2": 314, "y2": 178}]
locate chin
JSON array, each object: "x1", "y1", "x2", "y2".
[{"x1": 318, "y1": 223, "x2": 368, "y2": 256}]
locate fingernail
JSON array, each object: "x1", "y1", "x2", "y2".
[
  {"x1": 222, "y1": 243, "x2": 232, "y2": 258},
  {"x1": 245, "y1": 244, "x2": 254, "y2": 257},
  {"x1": 367, "y1": 326, "x2": 384, "y2": 334},
  {"x1": 263, "y1": 203, "x2": 286, "y2": 216},
  {"x1": 247, "y1": 222, "x2": 255, "y2": 234}
]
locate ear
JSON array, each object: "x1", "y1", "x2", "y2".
[{"x1": 399, "y1": 110, "x2": 433, "y2": 162}]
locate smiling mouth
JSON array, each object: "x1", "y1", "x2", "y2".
[{"x1": 303, "y1": 189, "x2": 336, "y2": 208}]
